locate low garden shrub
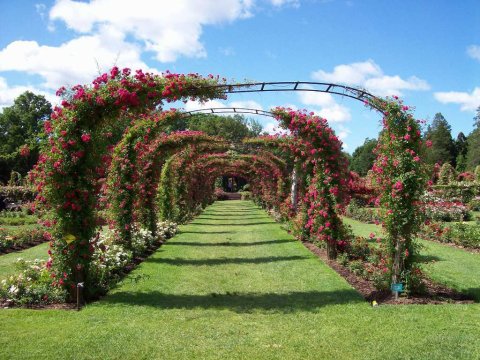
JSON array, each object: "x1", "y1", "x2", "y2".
[
  {"x1": 0, "y1": 259, "x2": 67, "y2": 306},
  {"x1": 468, "y1": 196, "x2": 480, "y2": 211},
  {"x1": 239, "y1": 191, "x2": 251, "y2": 200},
  {"x1": 422, "y1": 193, "x2": 470, "y2": 222},
  {"x1": 0, "y1": 210, "x2": 38, "y2": 226},
  {"x1": 437, "y1": 163, "x2": 456, "y2": 185},
  {"x1": 0, "y1": 186, "x2": 36, "y2": 208},
  {"x1": 419, "y1": 221, "x2": 480, "y2": 249},
  {"x1": 430, "y1": 183, "x2": 480, "y2": 204},
  {"x1": 214, "y1": 188, "x2": 229, "y2": 201},
  {"x1": 345, "y1": 199, "x2": 383, "y2": 224},
  {"x1": 0, "y1": 226, "x2": 47, "y2": 252}
]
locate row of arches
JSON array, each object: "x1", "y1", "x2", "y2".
[{"x1": 32, "y1": 67, "x2": 425, "y2": 301}]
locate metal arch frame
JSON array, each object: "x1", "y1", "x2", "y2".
[
  {"x1": 184, "y1": 107, "x2": 275, "y2": 118},
  {"x1": 201, "y1": 81, "x2": 382, "y2": 111}
]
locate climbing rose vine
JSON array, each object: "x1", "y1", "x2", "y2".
[
  {"x1": 369, "y1": 96, "x2": 427, "y2": 292},
  {"x1": 272, "y1": 108, "x2": 350, "y2": 259}
]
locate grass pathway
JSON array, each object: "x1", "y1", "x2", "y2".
[{"x1": 0, "y1": 201, "x2": 479, "y2": 359}]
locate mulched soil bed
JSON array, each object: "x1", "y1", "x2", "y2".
[
  {"x1": 0, "y1": 300, "x2": 78, "y2": 310},
  {"x1": 0, "y1": 240, "x2": 48, "y2": 255},
  {"x1": 302, "y1": 241, "x2": 475, "y2": 305}
]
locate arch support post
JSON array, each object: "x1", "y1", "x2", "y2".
[{"x1": 290, "y1": 162, "x2": 299, "y2": 212}]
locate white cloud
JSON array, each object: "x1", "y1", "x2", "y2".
[
  {"x1": 185, "y1": 99, "x2": 265, "y2": 113},
  {"x1": 467, "y1": 45, "x2": 480, "y2": 61},
  {"x1": 184, "y1": 99, "x2": 227, "y2": 112},
  {"x1": 49, "y1": 0, "x2": 254, "y2": 63},
  {"x1": 269, "y1": 0, "x2": 300, "y2": 7},
  {"x1": 229, "y1": 100, "x2": 263, "y2": 110},
  {"x1": 298, "y1": 91, "x2": 336, "y2": 107},
  {"x1": 0, "y1": 26, "x2": 156, "y2": 91},
  {"x1": 313, "y1": 60, "x2": 381, "y2": 85},
  {"x1": 0, "y1": 0, "x2": 258, "y2": 107},
  {"x1": 269, "y1": 103, "x2": 298, "y2": 111},
  {"x1": 434, "y1": 87, "x2": 480, "y2": 112},
  {"x1": 219, "y1": 47, "x2": 236, "y2": 56},
  {"x1": 331, "y1": 124, "x2": 350, "y2": 150},
  {"x1": 311, "y1": 59, "x2": 430, "y2": 97},
  {"x1": 35, "y1": 3, "x2": 47, "y2": 19},
  {"x1": 0, "y1": 77, "x2": 56, "y2": 108},
  {"x1": 263, "y1": 121, "x2": 289, "y2": 135},
  {"x1": 298, "y1": 88, "x2": 351, "y2": 123},
  {"x1": 313, "y1": 103, "x2": 351, "y2": 123}
]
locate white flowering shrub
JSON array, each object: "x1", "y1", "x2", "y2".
[
  {"x1": 422, "y1": 193, "x2": 470, "y2": 222},
  {"x1": 130, "y1": 226, "x2": 155, "y2": 256},
  {"x1": 92, "y1": 229, "x2": 132, "y2": 273},
  {"x1": 156, "y1": 220, "x2": 178, "y2": 240},
  {"x1": 88, "y1": 228, "x2": 132, "y2": 294},
  {"x1": 0, "y1": 259, "x2": 66, "y2": 306}
]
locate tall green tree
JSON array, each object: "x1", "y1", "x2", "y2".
[
  {"x1": 0, "y1": 91, "x2": 52, "y2": 182},
  {"x1": 184, "y1": 114, "x2": 262, "y2": 142},
  {"x1": 474, "y1": 105, "x2": 480, "y2": 128},
  {"x1": 455, "y1": 132, "x2": 468, "y2": 172},
  {"x1": 465, "y1": 107, "x2": 480, "y2": 170},
  {"x1": 423, "y1": 113, "x2": 455, "y2": 166},
  {"x1": 349, "y1": 138, "x2": 377, "y2": 176}
]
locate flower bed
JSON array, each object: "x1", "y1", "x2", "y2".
[
  {"x1": 422, "y1": 193, "x2": 470, "y2": 222},
  {"x1": 419, "y1": 222, "x2": 480, "y2": 249},
  {"x1": 0, "y1": 259, "x2": 67, "y2": 306},
  {"x1": 336, "y1": 234, "x2": 425, "y2": 295},
  {"x1": 0, "y1": 220, "x2": 178, "y2": 306},
  {"x1": 430, "y1": 183, "x2": 480, "y2": 204},
  {"x1": 0, "y1": 226, "x2": 47, "y2": 253}
]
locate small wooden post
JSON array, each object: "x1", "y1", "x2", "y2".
[{"x1": 76, "y1": 282, "x2": 84, "y2": 311}]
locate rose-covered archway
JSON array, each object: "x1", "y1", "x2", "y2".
[{"x1": 32, "y1": 67, "x2": 426, "y2": 301}]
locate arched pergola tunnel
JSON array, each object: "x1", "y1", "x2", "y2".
[{"x1": 32, "y1": 67, "x2": 426, "y2": 302}]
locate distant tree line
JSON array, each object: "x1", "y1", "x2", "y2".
[
  {"x1": 0, "y1": 91, "x2": 264, "y2": 184},
  {"x1": 2, "y1": 90, "x2": 477, "y2": 183},
  {"x1": 349, "y1": 108, "x2": 480, "y2": 176}
]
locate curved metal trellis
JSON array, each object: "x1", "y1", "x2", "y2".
[
  {"x1": 201, "y1": 81, "x2": 382, "y2": 111},
  {"x1": 184, "y1": 107, "x2": 275, "y2": 118}
]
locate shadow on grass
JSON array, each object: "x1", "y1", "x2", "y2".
[
  {"x1": 196, "y1": 216, "x2": 268, "y2": 220},
  {"x1": 414, "y1": 254, "x2": 442, "y2": 263},
  {"x1": 167, "y1": 239, "x2": 296, "y2": 247},
  {"x1": 206, "y1": 210, "x2": 257, "y2": 214},
  {"x1": 179, "y1": 231, "x2": 238, "y2": 234},
  {"x1": 464, "y1": 288, "x2": 480, "y2": 302},
  {"x1": 146, "y1": 255, "x2": 309, "y2": 266},
  {"x1": 190, "y1": 222, "x2": 276, "y2": 226},
  {"x1": 101, "y1": 289, "x2": 364, "y2": 312}
]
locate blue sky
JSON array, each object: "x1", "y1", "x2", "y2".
[{"x1": 0, "y1": 0, "x2": 479, "y2": 152}]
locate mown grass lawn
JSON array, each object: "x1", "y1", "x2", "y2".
[
  {"x1": 0, "y1": 242, "x2": 49, "y2": 280},
  {"x1": 343, "y1": 216, "x2": 480, "y2": 301},
  {"x1": 0, "y1": 201, "x2": 479, "y2": 359}
]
